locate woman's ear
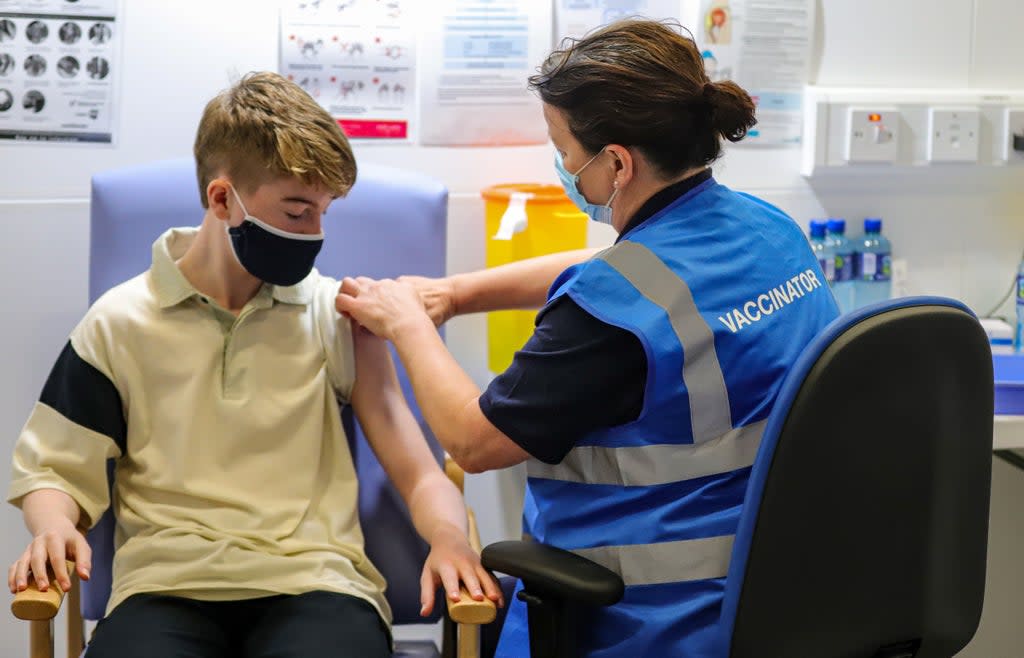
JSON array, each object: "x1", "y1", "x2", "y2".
[{"x1": 605, "y1": 144, "x2": 634, "y2": 189}]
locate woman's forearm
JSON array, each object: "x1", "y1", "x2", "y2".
[{"x1": 451, "y1": 248, "x2": 598, "y2": 315}]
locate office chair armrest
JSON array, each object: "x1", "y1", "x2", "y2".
[
  {"x1": 10, "y1": 560, "x2": 75, "y2": 620},
  {"x1": 481, "y1": 541, "x2": 624, "y2": 606}
]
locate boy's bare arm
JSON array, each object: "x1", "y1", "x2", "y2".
[
  {"x1": 348, "y1": 323, "x2": 502, "y2": 615},
  {"x1": 8, "y1": 488, "x2": 92, "y2": 594}
]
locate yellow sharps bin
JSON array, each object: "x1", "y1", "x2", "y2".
[{"x1": 481, "y1": 183, "x2": 588, "y2": 374}]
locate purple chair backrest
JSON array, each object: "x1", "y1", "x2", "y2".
[{"x1": 84, "y1": 158, "x2": 448, "y2": 624}]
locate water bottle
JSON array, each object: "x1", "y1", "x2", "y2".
[
  {"x1": 853, "y1": 218, "x2": 892, "y2": 308},
  {"x1": 1015, "y1": 257, "x2": 1024, "y2": 352},
  {"x1": 826, "y1": 218, "x2": 855, "y2": 313},
  {"x1": 808, "y1": 220, "x2": 834, "y2": 284}
]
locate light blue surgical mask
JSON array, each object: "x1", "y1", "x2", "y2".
[{"x1": 554, "y1": 150, "x2": 619, "y2": 226}]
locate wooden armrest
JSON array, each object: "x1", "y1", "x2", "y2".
[
  {"x1": 446, "y1": 508, "x2": 497, "y2": 625},
  {"x1": 10, "y1": 561, "x2": 74, "y2": 621},
  {"x1": 443, "y1": 457, "x2": 497, "y2": 632},
  {"x1": 445, "y1": 455, "x2": 465, "y2": 493},
  {"x1": 448, "y1": 592, "x2": 497, "y2": 625}
]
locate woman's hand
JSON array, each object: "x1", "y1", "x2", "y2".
[
  {"x1": 418, "y1": 521, "x2": 503, "y2": 617},
  {"x1": 396, "y1": 275, "x2": 457, "y2": 328},
  {"x1": 335, "y1": 276, "x2": 433, "y2": 341}
]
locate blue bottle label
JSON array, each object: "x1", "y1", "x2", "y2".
[
  {"x1": 819, "y1": 256, "x2": 835, "y2": 283},
  {"x1": 1017, "y1": 275, "x2": 1024, "y2": 306},
  {"x1": 877, "y1": 254, "x2": 892, "y2": 281},
  {"x1": 833, "y1": 251, "x2": 853, "y2": 282},
  {"x1": 856, "y1": 252, "x2": 891, "y2": 282}
]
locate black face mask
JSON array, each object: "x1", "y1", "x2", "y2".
[{"x1": 227, "y1": 187, "x2": 324, "y2": 287}]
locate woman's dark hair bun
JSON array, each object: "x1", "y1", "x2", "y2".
[{"x1": 703, "y1": 80, "x2": 757, "y2": 142}]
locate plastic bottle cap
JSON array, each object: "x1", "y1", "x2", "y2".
[
  {"x1": 864, "y1": 218, "x2": 882, "y2": 232},
  {"x1": 826, "y1": 218, "x2": 846, "y2": 234},
  {"x1": 808, "y1": 219, "x2": 826, "y2": 238}
]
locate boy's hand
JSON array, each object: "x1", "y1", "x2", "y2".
[
  {"x1": 8, "y1": 517, "x2": 91, "y2": 594},
  {"x1": 395, "y1": 275, "x2": 456, "y2": 328},
  {"x1": 419, "y1": 521, "x2": 503, "y2": 617}
]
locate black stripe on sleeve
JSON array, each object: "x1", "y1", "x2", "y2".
[{"x1": 39, "y1": 340, "x2": 127, "y2": 454}]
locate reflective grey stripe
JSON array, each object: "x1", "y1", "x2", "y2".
[
  {"x1": 527, "y1": 420, "x2": 766, "y2": 486},
  {"x1": 600, "y1": 242, "x2": 732, "y2": 442},
  {"x1": 573, "y1": 535, "x2": 734, "y2": 586}
]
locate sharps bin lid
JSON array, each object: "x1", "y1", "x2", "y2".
[{"x1": 481, "y1": 183, "x2": 572, "y2": 204}]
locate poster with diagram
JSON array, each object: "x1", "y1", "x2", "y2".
[
  {"x1": 0, "y1": 0, "x2": 120, "y2": 143},
  {"x1": 280, "y1": 0, "x2": 415, "y2": 140},
  {"x1": 695, "y1": 0, "x2": 813, "y2": 147}
]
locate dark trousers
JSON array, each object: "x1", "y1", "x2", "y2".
[{"x1": 85, "y1": 590, "x2": 391, "y2": 658}]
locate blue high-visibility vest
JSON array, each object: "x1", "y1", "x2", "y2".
[{"x1": 495, "y1": 178, "x2": 839, "y2": 657}]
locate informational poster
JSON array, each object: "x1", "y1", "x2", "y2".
[
  {"x1": 279, "y1": 0, "x2": 416, "y2": 140},
  {"x1": 0, "y1": 0, "x2": 120, "y2": 143},
  {"x1": 555, "y1": 0, "x2": 682, "y2": 43},
  {"x1": 695, "y1": 0, "x2": 813, "y2": 147},
  {"x1": 418, "y1": 0, "x2": 551, "y2": 146}
]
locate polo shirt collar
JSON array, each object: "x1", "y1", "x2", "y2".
[
  {"x1": 270, "y1": 273, "x2": 318, "y2": 305},
  {"x1": 150, "y1": 227, "x2": 317, "y2": 309}
]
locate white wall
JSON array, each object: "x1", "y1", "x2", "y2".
[
  {"x1": 814, "y1": 1, "x2": 975, "y2": 87},
  {"x1": 2, "y1": 0, "x2": 1024, "y2": 654}
]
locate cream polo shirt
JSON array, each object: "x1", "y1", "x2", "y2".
[{"x1": 7, "y1": 227, "x2": 390, "y2": 621}]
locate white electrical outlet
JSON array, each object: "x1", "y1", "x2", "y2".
[
  {"x1": 845, "y1": 107, "x2": 900, "y2": 163},
  {"x1": 1004, "y1": 108, "x2": 1024, "y2": 162},
  {"x1": 927, "y1": 107, "x2": 981, "y2": 163}
]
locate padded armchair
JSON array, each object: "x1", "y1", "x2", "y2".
[
  {"x1": 481, "y1": 297, "x2": 993, "y2": 658},
  {"x1": 11, "y1": 158, "x2": 495, "y2": 658}
]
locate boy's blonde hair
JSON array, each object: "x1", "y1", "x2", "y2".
[{"x1": 193, "y1": 72, "x2": 356, "y2": 208}]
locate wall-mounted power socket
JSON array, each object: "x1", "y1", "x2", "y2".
[
  {"x1": 802, "y1": 87, "x2": 1024, "y2": 174},
  {"x1": 1004, "y1": 108, "x2": 1024, "y2": 162},
  {"x1": 845, "y1": 107, "x2": 900, "y2": 163},
  {"x1": 927, "y1": 107, "x2": 981, "y2": 163}
]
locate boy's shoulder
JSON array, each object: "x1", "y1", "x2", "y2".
[
  {"x1": 311, "y1": 271, "x2": 340, "y2": 302},
  {"x1": 88, "y1": 270, "x2": 158, "y2": 320},
  {"x1": 73, "y1": 271, "x2": 159, "y2": 351}
]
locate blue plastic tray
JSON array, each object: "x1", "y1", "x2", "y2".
[{"x1": 993, "y1": 354, "x2": 1024, "y2": 415}]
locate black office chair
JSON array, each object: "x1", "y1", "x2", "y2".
[{"x1": 483, "y1": 296, "x2": 993, "y2": 658}]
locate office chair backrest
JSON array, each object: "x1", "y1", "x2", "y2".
[
  {"x1": 85, "y1": 158, "x2": 448, "y2": 625},
  {"x1": 720, "y1": 297, "x2": 993, "y2": 658}
]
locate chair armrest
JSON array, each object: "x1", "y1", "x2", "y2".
[
  {"x1": 447, "y1": 595, "x2": 497, "y2": 625},
  {"x1": 481, "y1": 541, "x2": 624, "y2": 607},
  {"x1": 446, "y1": 508, "x2": 497, "y2": 625},
  {"x1": 445, "y1": 456, "x2": 465, "y2": 493},
  {"x1": 10, "y1": 561, "x2": 74, "y2": 620}
]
